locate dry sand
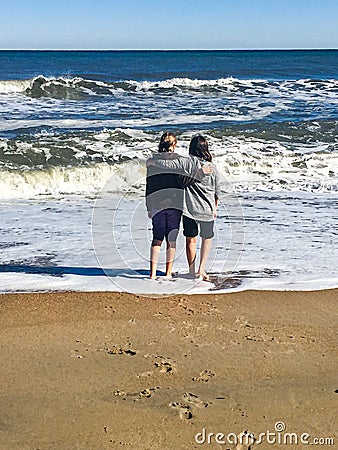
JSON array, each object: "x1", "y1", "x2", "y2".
[{"x1": 0, "y1": 289, "x2": 337, "y2": 449}]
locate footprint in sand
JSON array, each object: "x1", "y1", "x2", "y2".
[
  {"x1": 106, "y1": 346, "x2": 137, "y2": 356},
  {"x1": 114, "y1": 386, "x2": 160, "y2": 400},
  {"x1": 169, "y1": 402, "x2": 193, "y2": 421},
  {"x1": 138, "y1": 387, "x2": 160, "y2": 398},
  {"x1": 142, "y1": 354, "x2": 177, "y2": 375},
  {"x1": 183, "y1": 392, "x2": 208, "y2": 408},
  {"x1": 155, "y1": 360, "x2": 176, "y2": 373},
  {"x1": 170, "y1": 392, "x2": 208, "y2": 421},
  {"x1": 192, "y1": 369, "x2": 215, "y2": 382},
  {"x1": 236, "y1": 430, "x2": 256, "y2": 450},
  {"x1": 232, "y1": 404, "x2": 248, "y2": 418}
]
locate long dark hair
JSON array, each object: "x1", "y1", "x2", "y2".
[
  {"x1": 159, "y1": 132, "x2": 177, "y2": 152},
  {"x1": 189, "y1": 135, "x2": 212, "y2": 162}
]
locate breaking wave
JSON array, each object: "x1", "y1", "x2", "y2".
[
  {"x1": 0, "y1": 162, "x2": 146, "y2": 199},
  {"x1": 0, "y1": 128, "x2": 337, "y2": 198},
  {"x1": 1, "y1": 75, "x2": 338, "y2": 100}
]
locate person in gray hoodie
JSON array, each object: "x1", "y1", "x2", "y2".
[{"x1": 148, "y1": 135, "x2": 220, "y2": 281}]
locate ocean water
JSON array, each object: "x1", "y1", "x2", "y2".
[{"x1": 0, "y1": 50, "x2": 337, "y2": 294}]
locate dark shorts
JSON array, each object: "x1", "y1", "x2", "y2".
[
  {"x1": 152, "y1": 208, "x2": 182, "y2": 242},
  {"x1": 183, "y1": 215, "x2": 214, "y2": 239}
]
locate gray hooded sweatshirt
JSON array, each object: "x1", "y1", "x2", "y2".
[{"x1": 150, "y1": 155, "x2": 220, "y2": 222}]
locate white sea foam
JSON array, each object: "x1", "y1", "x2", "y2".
[
  {"x1": 0, "y1": 76, "x2": 107, "y2": 96},
  {"x1": 0, "y1": 191, "x2": 337, "y2": 294},
  {"x1": 0, "y1": 76, "x2": 279, "y2": 95},
  {"x1": 1, "y1": 76, "x2": 336, "y2": 146},
  {"x1": 0, "y1": 78, "x2": 33, "y2": 94},
  {"x1": 128, "y1": 77, "x2": 338, "y2": 93},
  {"x1": 209, "y1": 136, "x2": 338, "y2": 192},
  {"x1": 0, "y1": 112, "x2": 249, "y2": 132},
  {"x1": 0, "y1": 131, "x2": 337, "y2": 198},
  {"x1": 1, "y1": 75, "x2": 337, "y2": 102},
  {"x1": 0, "y1": 163, "x2": 146, "y2": 199}
]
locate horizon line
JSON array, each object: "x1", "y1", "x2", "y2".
[{"x1": 1, "y1": 47, "x2": 337, "y2": 52}]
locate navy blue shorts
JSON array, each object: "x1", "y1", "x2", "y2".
[
  {"x1": 152, "y1": 208, "x2": 182, "y2": 242},
  {"x1": 183, "y1": 215, "x2": 214, "y2": 239}
]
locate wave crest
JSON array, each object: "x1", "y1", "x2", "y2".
[
  {"x1": 0, "y1": 162, "x2": 146, "y2": 199},
  {"x1": 0, "y1": 76, "x2": 115, "y2": 99},
  {"x1": 1, "y1": 75, "x2": 338, "y2": 99}
]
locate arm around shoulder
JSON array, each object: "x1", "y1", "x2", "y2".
[{"x1": 149, "y1": 155, "x2": 203, "y2": 177}]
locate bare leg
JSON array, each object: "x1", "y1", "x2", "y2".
[
  {"x1": 150, "y1": 240, "x2": 162, "y2": 279},
  {"x1": 197, "y1": 238, "x2": 213, "y2": 279},
  {"x1": 165, "y1": 241, "x2": 176, "y2": 277},
  {"x1": 186, "y1": 236, "x2": 197, "y2": 277}
]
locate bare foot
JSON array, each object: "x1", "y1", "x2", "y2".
[{"x1": 196, "y1": 272, "x2": 211, "y2": 281}]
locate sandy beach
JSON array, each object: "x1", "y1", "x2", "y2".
[{"x1": 0, "y1": 289, "x2": 337, "y2": 449}]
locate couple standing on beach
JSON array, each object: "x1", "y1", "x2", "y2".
[{"x1": 146, "y1": 132, "x2": 220, "y2": 281}]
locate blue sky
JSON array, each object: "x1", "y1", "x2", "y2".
[{"x1": 1, "y1": 0, "x2": 337, "y2": 50}]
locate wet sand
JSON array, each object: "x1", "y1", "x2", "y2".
[{"x1": 0, "y1": 290, "x2": 337, "y2": 449}]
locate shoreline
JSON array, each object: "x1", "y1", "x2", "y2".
[
  {"x1": 0, "y1": 289, "x2": 337, "y2": 449},
  {"x1": 2, "y1": 284, "x2": 338, "y2": 294}
]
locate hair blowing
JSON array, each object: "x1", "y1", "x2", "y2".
[
  {"x1": 159, "y1": 132, "x2": 177, "y2": 152},
  {"x1": 189, "y1": 135, "x2": 212, "y2": 162}
]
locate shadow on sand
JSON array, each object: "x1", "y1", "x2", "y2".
[{"x1": 0, "y1": 265, "x2": 151, "y2": 278}]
